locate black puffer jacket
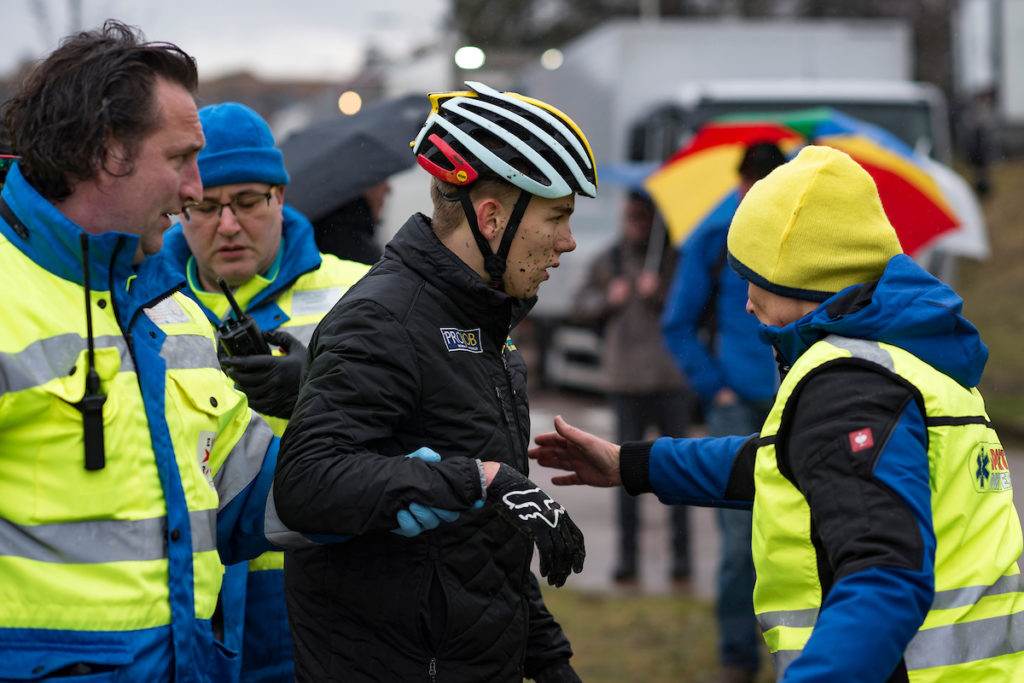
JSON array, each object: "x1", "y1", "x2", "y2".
[{"x1": 275, "y1": 213, "x2": 572, "y2": 682}]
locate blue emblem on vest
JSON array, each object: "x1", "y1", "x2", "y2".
[
  {"x1": 440, "y1": 327, "x2": 483, "y2": 353},
  {"x1": 976, "y1": 451, "x2": 990, "y2": 488}
]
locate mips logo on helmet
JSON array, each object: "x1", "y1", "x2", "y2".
[{"x1": 502, "y1": 488, "x2": 565, "y2": 528}]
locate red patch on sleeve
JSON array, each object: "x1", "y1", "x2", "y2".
[{"x1": 849, "y1": 428, "x2": 874, "y2": 452}]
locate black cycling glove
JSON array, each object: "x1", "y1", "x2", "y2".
[
  {"x1": 532, "y1": 658, "x2": 582, "y2": 683},
  {"x1": 487, "y1": 464, "x2": 585, "y2": 587},
  {"x1": 220, "y1": 328, "x2": 305, "y2": 419}
]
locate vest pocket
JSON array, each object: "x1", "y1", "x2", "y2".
[
  {"x1": 29, "y1": 346, "x2": 130, "y2": 522},
  {"x1": 164, "y1": 369, "x2": 244, "y2": 502},
  {"x1": 0, "y1": 636, "x2": 134, "y2": 680}
]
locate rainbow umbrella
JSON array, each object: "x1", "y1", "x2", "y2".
[{"x1": 645, "y1": 107, "x2": 961, "y2": 256}]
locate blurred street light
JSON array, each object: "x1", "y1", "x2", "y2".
[
  {"x1": 338, "y1": 90, "x2": 362, "y2": 115},
  {"x1": 540, "y1": 48, "x2": 564, "y2": 70},
  {"x1": 454, "y1": 45, "x2": 485, "y2": 70}
]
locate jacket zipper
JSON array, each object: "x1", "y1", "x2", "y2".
[
  {"x1": 425, "y1": 544, "x2": 446, "y2": 683},
  {"x1": 500, "y1": 347, "x2": 525, "y2": 469},
  {"x1": 106, "y1": 237, "x2": 139, "y2": 368}
]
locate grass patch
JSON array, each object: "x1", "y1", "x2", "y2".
[
  {"x1": 958, "y1": 158, "x2": 1024, "y2": 445},
  {"x1": 540, "y1": 586, "x2": 774, "y2": 682}
]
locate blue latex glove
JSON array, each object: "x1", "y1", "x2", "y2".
[{"x1": 391, "y1": 447, "x2": 482, "y2": 537}]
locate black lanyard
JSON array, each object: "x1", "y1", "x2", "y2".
[{"x1": 0, "y1": 196, "x2": 29, "y2": 239}]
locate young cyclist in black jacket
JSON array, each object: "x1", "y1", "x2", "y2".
[{"x1": 275, "y1": 81, "x2": 596, "y2": 682}]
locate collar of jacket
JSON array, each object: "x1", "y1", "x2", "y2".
[
  {"x1": 0, "y1": 162, "x2": 186, "y2": 329},
  {"x1": 756, "y1": 254, "x2": 986, "y2": 388},
  {"x1": 161, "y1": 202, "x2": 323, "y2": 325},
  {"x1": 384, "y1": 213, "x2": 535, "y2": 334}
]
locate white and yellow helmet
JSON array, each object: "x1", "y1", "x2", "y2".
[{"x1": 412, "y1": 81, "x2": 597, "y2": 199}]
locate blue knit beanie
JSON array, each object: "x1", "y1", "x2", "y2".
[{"x1": 197, "y1": 103, "x2": 290, "y2": 187}]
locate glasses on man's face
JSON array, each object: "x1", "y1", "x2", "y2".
[{"x1": 186, "y1": 187, "x2": 276, "y2": 224}]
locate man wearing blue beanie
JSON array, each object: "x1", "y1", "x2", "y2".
[{"x1": 157, "y1": 101, "x2": 370, "y2": 682}]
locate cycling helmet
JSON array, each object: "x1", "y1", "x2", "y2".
[
  {"x1": 412, "y1": 81, "x2": 596, "y2": 199},
  {"x1": 411, "y1": 81, "x2": 597, "y2": 291}
]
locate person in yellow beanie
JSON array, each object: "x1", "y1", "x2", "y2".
[{"x1": 528, "y1": 145, "x2": 1024, "y2": 681}]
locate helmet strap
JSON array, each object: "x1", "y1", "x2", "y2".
[{"x1": 458, "y1": 187, "x2": 532, "y2": 291}]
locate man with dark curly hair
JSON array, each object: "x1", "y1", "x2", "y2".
[{"x1": 0, "y1": 20, "x2": 314, "y2": 682}]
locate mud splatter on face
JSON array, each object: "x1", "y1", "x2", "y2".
[{"x1": 501, "y1": 194, "x2": 576, "y2": 298}]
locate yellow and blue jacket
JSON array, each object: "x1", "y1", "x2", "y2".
[
  {"x1": 160, "y1": 209, "x2": 369, "y2": 682},
  {"x1": 622, "y1": 255, "x2": 1024, "y2": 681},
  {"x1": 0, "y1": 163, "x2": 308, "y2": 682}
]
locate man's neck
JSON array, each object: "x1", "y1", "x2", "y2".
[
  {"x1": 439, "y1": 221, "x2": 490, "y2": 283},
  {"x1": 54, "y1": 182, "x2": 110, "y2": 236}
]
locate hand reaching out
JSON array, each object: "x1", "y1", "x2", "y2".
[{"x1": 528, "y1": 416, "x2": 623, "y2": 488}]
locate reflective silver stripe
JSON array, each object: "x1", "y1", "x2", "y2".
[
  {"x1": 263, "y1": 483, "x2": 317, "y2": 549},
  {"x1": 283, "y1": 322, "x2": 319, "y2": 348},
  {"x1": 0, "y1": 509, "x2": 216, "y2": 563},
  {"x1": 931, "y1": 574, "x2": 1024, "y2": 611},
  {"x1": 905, "y1": 610, "x2": 1024, "y2": 669},
  {"x1": 772, "y1": 649, "x2": 800, "y2": 681},
  {"x1": 160, "y1": 333, "x2": 219, "y2": 370},
  {"x1": 289, "y1": 287, "x2": 343, "y2": 319},
  {"x1": 0, "y1": 334, "x2": 133, "y2": 393},
  {"x1": 756, "y1": 607, "x2": 819, "y2": 631},
  {"x1": 213, "y1": 411, "x2": 275, "y2": 509},
  {"x1": 189, "y1": 509, "x2": 217, "y2": 555},
  {"x1": 823, "y1": 335, "x2": 895, "y2": 372}
]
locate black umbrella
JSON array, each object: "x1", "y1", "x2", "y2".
[{"x1": 279, "y1": 93, "x2": 427, "y2": 223}]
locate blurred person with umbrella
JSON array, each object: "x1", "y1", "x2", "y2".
[
  {"x1": 274, "y1": 81, "x2": 593, "y2": 682},
  {"x1": 280, "y1": 93, "x2": 425, "y2": 264},
  {"x1": 571, "y1": 189, "x2": 694, "y2": 587},
  {"x1": 156, "y1": 102, "x2": 371, "y2": 682},
  {"x1": 531, "y1": 146, "x2": 1024, "y2": 682},
  {"x1": 660, "y1": 142, "x2": 786, "y2": 683}
]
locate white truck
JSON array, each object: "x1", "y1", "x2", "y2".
[{"x1": 512, "y1": 17, "x2": 988, "y2": 391}]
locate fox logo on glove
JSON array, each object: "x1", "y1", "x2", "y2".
[{"x1": 501, "y1": 488, "x2": 564, "y2": 528}]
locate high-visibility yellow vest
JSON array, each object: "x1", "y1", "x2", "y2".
[
  {"x1": 0, "y1": 164, "x2": 303, "y2": 681},
  {"x1": 183, "y1": 252, "x2": 370, "y2": 568},
  {"x1": 0, "y1": 251, "x2": 244, "y2": 632},
  {"x1": 753, "y1": 334, "x2": 1024, "y2": 681}
]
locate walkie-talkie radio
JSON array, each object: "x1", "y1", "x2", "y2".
[{"x1": 216, "y1": 277, "x2": 271, "y2": 356}]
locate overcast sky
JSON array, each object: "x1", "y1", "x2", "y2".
[{"x1": 1, "y1": 0, "x2": 450, "y2": 81}]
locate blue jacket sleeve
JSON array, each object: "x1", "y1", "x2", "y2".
[
  {"x1": 621, "y1": 433, "x2": 757, "y2": 509},
  {"x1": 214, "y1": 413, "x2": 283, "y2": 564},
  {"x1": 780, "y1": 365, "x2": 935, "y2": 682},
  {"x1": 661, "y1": 226, "x2": 727, "y2": 405},
  {"x1": 215, "y1": 413, "x2": 348, "y2": 565}
]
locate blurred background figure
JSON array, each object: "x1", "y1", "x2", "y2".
[
  {"x1": 963, "y1": 87, "x2": 1000, "y2": 197},
  {"x1": 279, "y1": 93, "x2": 425, "y2": 266},
  {"x1": 661, "y1": 142, "x2": 785, "y2": 683},
  {"x1": 310, "y1": 178, "x2": 390, "y2": 264},
  {"x1": 572, "y1": 191, "x2": 693, "y2": 586}
]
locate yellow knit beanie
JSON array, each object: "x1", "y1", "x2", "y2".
[{"x1": 727, "y1": 145, "x2": 903, "y2": 302}]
